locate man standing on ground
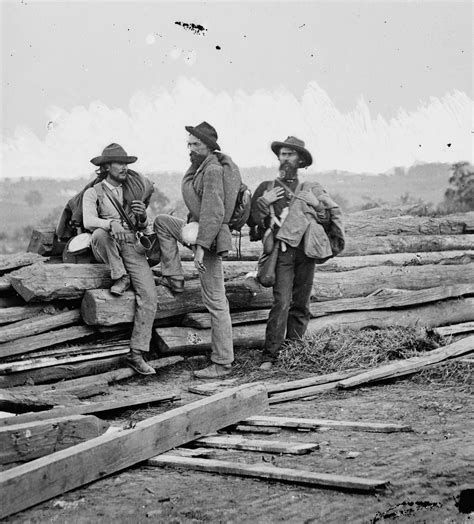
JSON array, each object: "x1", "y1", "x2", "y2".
[
  {"x1": 83, "y1": 143, "x2": 158, "y2": 376},
  {"x1": 154, "y1": 122, "x2": 239, "y2": 379},
  {"x1": 250, "y1": 136, "x2": 345, "y2": 370}
]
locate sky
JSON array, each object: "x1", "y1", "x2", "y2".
[{"x1": 0, "y1": 0, "x2": 472, "y2": 179}]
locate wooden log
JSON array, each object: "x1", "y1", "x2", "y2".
[
  {"x1": 0, "y1": 253, "x2": 47, "y2": 276},
  {"x1": 225, "y1": 234, "x2": 474, "y2": 260},
  {"x1": 1, "y1": 392, "x2": 181, "y2": 427},
  {"x1": 433, "y1": 322, "x2": 474, "y2": 337},
  {"x1": 7, "y1": 356, "x2": 183, "y2": 402},
  {"x1": 0, "y1": 389, "x2": 80, "y2": 413},
  {"x1": 148, "y1": 455, "x2": 389, "y2": 492},
  {"x1": 195, "y1": 435, "x2": 319, "y2": 454},
  {"x1": 0, "y1": 415, "x2": 110, "y2": 464},
  {"x1": 10, "y1": 263, "x2": 112, "y2": 302},
  {"x1": 0, "y1": 305, "x2": 45, "y2": 325},
  {"x1": 0, "y1": 310, "x2": 81, "y2": 344},
  {"x1": 242, "y1": 416, "x2": 412, "y2": 433},
  {"x1": 0, "y1": 383, "x2": 268, "y2": 519},
  {"x1": 82, "y1": 280, "x2": 273, "y2": 326},
  {"x1": 310, "y1": 284, "x2": 474, "y2": 317},
  {"x1": 0, "y1": 348, "x2": 129, "y2": 374},
  {"x1": 183, "y1": 309, "x2": 270, "y2": 329},
  {"x1": 338, "y1": 335, "x2": 474, "y2": 389},
  {"x1": 0, "y1": 325, "x2": 97, "y2": 359},
  {"x1": 156, "y1": 298, "x2": 474, "y2": 354}
]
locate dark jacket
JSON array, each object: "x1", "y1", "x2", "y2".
[{"x1": 181, "y1": 153, "x2": 241, "y2": 255}]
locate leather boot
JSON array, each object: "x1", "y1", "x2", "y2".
[
  {"x1": 126, "y1": 350, "x2": 156, "y2": 375},
  {"x1": 110, "y1": 274, "x2": 131, "y2": 296}
]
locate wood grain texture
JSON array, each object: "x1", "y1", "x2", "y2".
[{"x1": 195, "y1": 435, "x2": 319, "y2": 454}]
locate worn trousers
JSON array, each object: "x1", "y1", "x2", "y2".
[
  {"x1": 91, "y1": 228, "x2": 157, "y2": 353},
  {"x1": 154, "y1": 214, "x2": 234, "y2": 365},
  {"x1": 263, "y1": 245, "x2": 316, "y2": 361}
]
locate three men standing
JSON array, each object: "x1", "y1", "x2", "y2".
[
  {"x1": 250, "y1": 137, "x2": 345, "y2": 369},
  {"x1": 154, "y1": 122, "x2": 239, "y2": 378},
  {"x1": 83, "y1": 143, "x2": 158, "y2": 375}
]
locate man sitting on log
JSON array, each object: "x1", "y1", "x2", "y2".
[
  {"x1": 153, "y1": 122, "x2": 240, "y2": 379},
  {"x1": 83, "y1": 143, "x2": 158, "y2": 376},
  {"x1": 250, "y1": 136, "x2": 345, "y2": 370}
]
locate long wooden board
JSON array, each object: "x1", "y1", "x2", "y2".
[
  {"x1": 243, "y1": 416, "x2": 412, "y2": 433},
  {"x1": 0, "y1": 383, "x2": 268, "y2": 518},
  {"x1": 0, "y1": 415, "x2": 109, "y2": 464},
  {"x1": 434, "y1": 321, "x2": 474, "y2": 337},
  {"x1": 338, "y1": 334, "x2": 474, "y2": 388},
  {"x1": 148, "y1": 455, "x2": 389, "y2": 492},
  {"x1": 195, "y1": 435, "x2": 319, "y2": 455},
  {"x1": 0, "y1": 392, "x2": 180, "y2": 426}
]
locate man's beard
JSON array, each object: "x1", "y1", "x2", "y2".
[
  {"x1": 189, "y1": 151, "x2": 207, "y2": 168},
  {"x1": 279, "y1": 162, "x2": 298, "y2": 181}
]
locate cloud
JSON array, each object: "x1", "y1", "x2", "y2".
[{"x1": 1, "y1": 78, "x2": 472, "y2": 179}]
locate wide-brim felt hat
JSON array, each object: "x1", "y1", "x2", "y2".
[
  {"x1": 271, "y1": 136, "x2": 313, "y2": 168},
  {"x1": 90, "y1": 143, "x2": 137, "y2": 166},
  {"x1": 185, "y1": 121, "x2": 221, "y2": 151}
]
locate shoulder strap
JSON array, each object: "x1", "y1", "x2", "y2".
[{"x1": 101, "y1": 184, "x2": 137, "y2": 232}]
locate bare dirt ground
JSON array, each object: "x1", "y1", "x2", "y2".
[{"x1": 3, "y1": 356, "x2": 473, "y2": 524}]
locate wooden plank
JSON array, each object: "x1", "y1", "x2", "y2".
[
  {"x1": 0, "y1": 383, "x2": 268, "y2": 519},
  {"x1": 0, "y1": 415, "x2": 109, "y2": 464},
  {"x1": 156, "y1": 298, "x2": 474, "y2": 354},
  {"x1": 148, "y1": 455, "x2": 389, "y2": 492},
  {"x1": 0, "y1": 348, "x2": 129, "y2": 374},
  {"x1": 195, "y1": 435, "x2": 319, "y2": 455},
  {"x1": 339, "y1": 335, "x2": 474, "y2": 388},
  {"x1": 0, "y1": 325, "x2": 97, "y2": 359},
  {"x1": 267, "y1": 369, "x2": 360, "y2": 394},
  {"x1": 0, "y1": 253, "x2": 47, "y2": 275},
  {"x1": 269, "y1": 383, "x2": 339, "y2": 404},
  {"x1": 243, "y1": 416, "x2": 413, "y2": 433},
  {"x1": 235, "y1": 425, "x2": 280, "y2": 434},
  {"x1": 0, "y1": 389, "x2": 80, "y2": 413},
  {"x1": 0, "y1": 310, "x2": 81, "y2": 344},
  {"x1": 434, "y1": 321, "x2": 474, "y2": 337},
  {"x1": 0, "y1": 392, "x2": 181, "y2": 427},
  {"x1": 183, "y1": 309, "x2": 270, "y2": 329},
  {"x1": 0, "y1": 305, "x2": 44, "y2": 325}
]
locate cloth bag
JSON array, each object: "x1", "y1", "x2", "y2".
[{"x1": 257, "y1": 239, "x2": 280, "y2": 287}]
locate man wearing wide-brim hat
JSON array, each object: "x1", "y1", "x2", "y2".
[
  {"x1": 83, "y1": 143, "x2": 158, "y2": 376},
  {"x1": 250, "y1": 136, "x2": 345, "y2": 370},
  {"x1": 153, "y1": 122, "x2": 241, "y2": 378}
]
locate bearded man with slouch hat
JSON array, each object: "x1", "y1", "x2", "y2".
[
  {"x1": 154, "y1": 122, "x2": 241, "y2": 379},
  {"x1": 250, "y1": 136, "x2": 345, "y2": 370},
  {"x1": 82, "y1": 143, "x2": 158, "y2": 375}
]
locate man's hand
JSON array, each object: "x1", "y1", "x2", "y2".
[
  {"x1": 130, "y1": 200, "x2": 147, "y2": 220},
  {"x1": 298, "y1": 190, "x2": 321, "y2": 209},
  {"x1": 262, "y1": 186, "x2": 284, "y2": 205},
  {"x1": 110, "y1": 220, "x2": 127, "y2": 242},
  {"x1": 193, "y1": 245, "x2": 206, "y2": 273}
]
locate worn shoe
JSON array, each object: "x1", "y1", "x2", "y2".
[
  {"x1": 126, "y1": 351, "x2": 156, "y2": 375},
  {"x1": 259, "y1": 361, "x2": 274, "y2": 371},
  {"x1": 155, "y1": 276, "x2": 185, "y2": 293},
  {"x1": 110, "y1": 274, "x2": 131, "y2": 296},
  {"x1": 194, "y1": 363, "x2": 232, "y2": 379}
]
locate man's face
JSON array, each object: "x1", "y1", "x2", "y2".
[
  {"x1": 187, "y1": 134, "x2": 210, "y2": 166},
  {"x1": 106, "y1": 162, "x2": 128, "y2": 183},
  {"x1": 278, "y1": 147, "x2": 300, "y2": 179}
]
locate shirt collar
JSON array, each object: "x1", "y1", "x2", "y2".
[{"x1": 103, "y1": 180, "x2": 122, "y2": 190}]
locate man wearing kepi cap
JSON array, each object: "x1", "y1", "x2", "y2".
[
  {"x1": 154, "y1": 122, "x2": 240, "y2": 378},
  {"x1": 250, "y1": 136, "x2": 345, "y2": 370},
  {"x1": 83, "y1": 143, "x2": 158, "y2": 375}
]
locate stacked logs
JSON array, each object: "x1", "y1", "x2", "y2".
[{"x1": 0, "y1": 210, "x2": 473, "y2": 389}]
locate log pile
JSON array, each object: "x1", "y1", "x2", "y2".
[{"x1": 0, "y1": 211, "x2": 473, "y2": 391}]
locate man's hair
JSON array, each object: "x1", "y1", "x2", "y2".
[{"x1": 95, "y1": 164, "x2": 110, "y2": 180}]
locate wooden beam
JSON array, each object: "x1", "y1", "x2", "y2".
[
  {"x1": 155, "y1": 298, "x2": 474, "y2": 354},
  {"x1": 0, "y1": 325, "x2": 97, "y2": 359},
  {"x1": 0, "y1": 415, "x2": 109, "y2": 464},
  {"x1": 269, "y1": 383, "x2": 339, "y2": 404},
  {"x1": 0, "y1": 383, "x2": 268, "y2": 519},
  {"x1": 0, "y1": 305, "x2": 44, "y2": 325},
  {"x1": 242, "y1": 416, "x2": 412, "y2": 433},
  {"x1": 0, "y1": 348, "x2": 129, "y2": 374},
  {"x1": 148, "y1": 455, "x2": 389, "y2": 492},
  {"x1": 338, "y1": 335, "x2": 474, "y2": 389},
  {"x1": 0, "y1": 392, "x2": 180, "y2": 426},
  {"x1": 0, "y1": 389, "x2": 80, "y2": 413},
  {"x1": 434, "y1": 322, "x2": 474, "y2": 337},
  {"x1": 0, "y1": 310, "x2": 81, "y2": 344},
  {"x1": 267, "y1": 369, "x2": 361, "y2": 394},
  {"x1": 183, "y1": 309, "x2": 270, "y2": 329},
  {"x1": 0, "y1": 252, "x2": 46, "y2": 275},
  {"x1": 195, "y1": 435, "x2": 319, "y2": 454}
]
